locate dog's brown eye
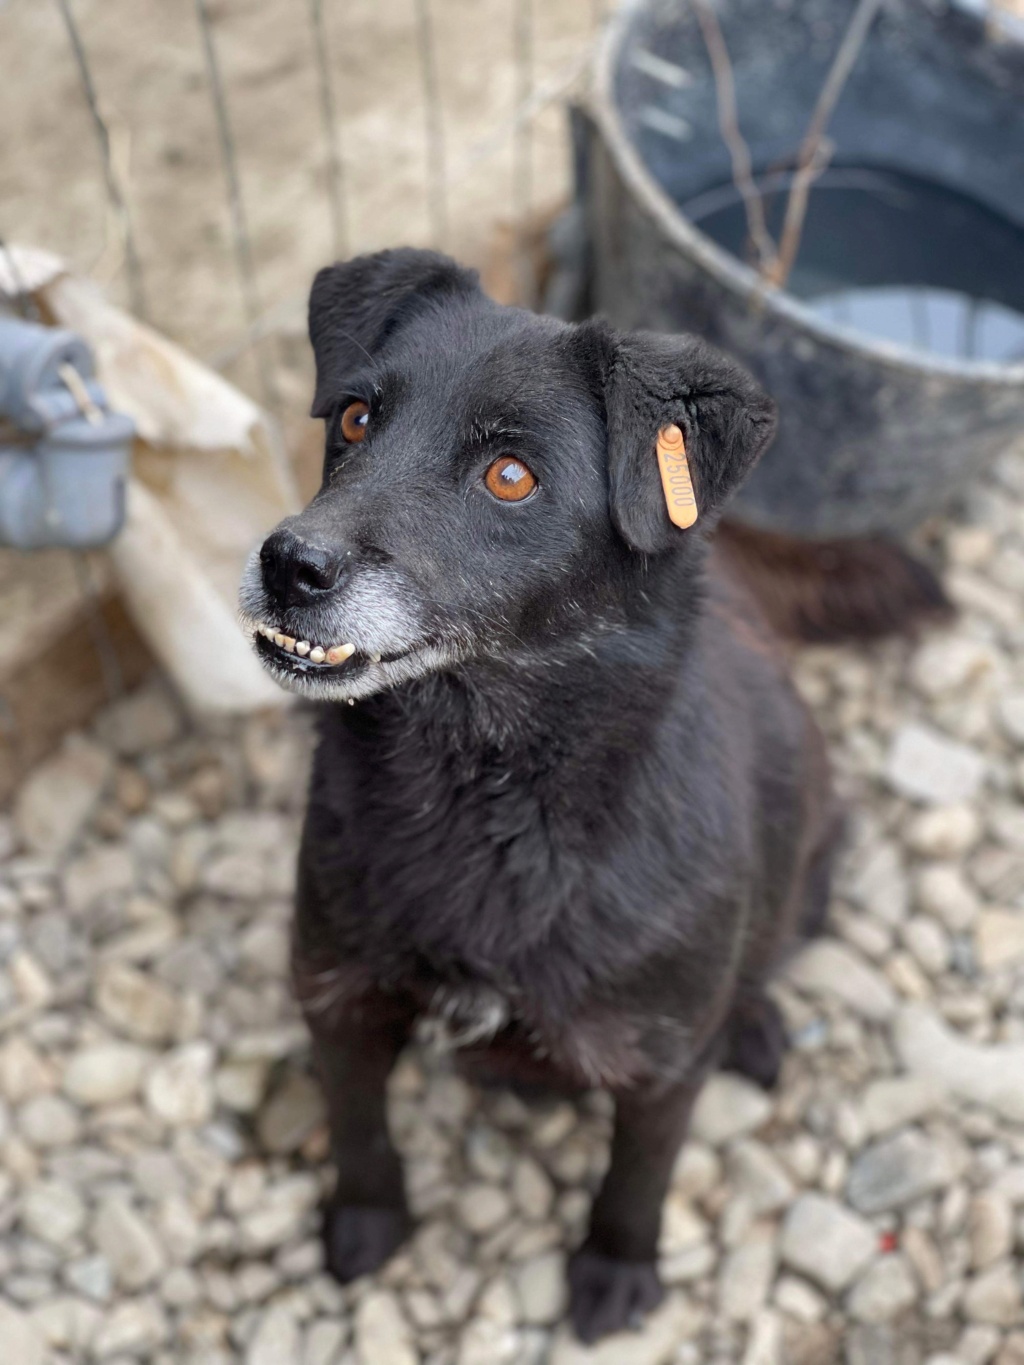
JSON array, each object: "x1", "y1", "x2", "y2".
[
  {"x1": 484, "y1": 457, "x2": 537, "y2": 503},
  {"x1": 339, "y1": 401, "x2": 370, "y2": 443}
]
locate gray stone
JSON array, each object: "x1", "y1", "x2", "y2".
[
  {"x1": 216, "y1": 1059, "x2": 267, "y2": 1114},
  {"x1": 512, "y1": 1157, "x2": 555, "y2": 1222},
  {"x1": 14, "y1": 736, "x2": 112, "y2": 856},
  {"x1": 660, "y1": 1192, "x2": 710, "y2": 1256},
  {"x1": 968, "y1": 1192, "x2": 1015, "y2": 1269},
  {"x1": 956, "y1": 1325, "x2": 1001, "y2": 1365},
  {"x1": 773, "y1": 1275, "x2": 827, "y2": 1323},
  {"x1": 354, "y1": 1290, "x2": 417, "y2": 1365},
  {"x1": 671, "y1": 1142, "x2": 721, "y2": 1199},
  {"x1": 303, "y1": 1318, "x2": 348, "y2": 1365},
  {"x1": 742, "y1": 1309, "x2": 783, "y2": 1365},
  {"x1": 29, "y1": 1295, "x2": 102, "y2": 1354},
  {"x1": 904, "y1": 804, "x2": 981, "y2": 858},
  {"x1": 785, "y1": 940, "x2": 897, "y2": 1021},
  {"x1": 457, "y1": 1184, "x2": 512, "y2": 1235},
  {"x1": 975, "y1": 909, "x2": 1024, "y2": 971},
  {"x1": 17, "y1": 1092, "x2": 81, "y2": 1148},
  {"x1": 93, "y1": 1196, "x2": 167, "y2": 1290},
  {"x1": 90, "y1": 1297, "x2": 168, "y2": 1357},
  {"x1": 963, "y1": 1261, "x2": 1023, "y2": 1327},
  {"x1": 846, "y1": 1255, "x2": 918, "y2": 1323},
  {"x1": 901, "y1": 916, "x2": 950, "y2": 975},
  {"x1": 885, "y1": 723, "x2": 986, "y2": 804},
  {"x1": 239, "y1": 1173, "x2": 319, "y2": 1251},
  {"x1": 95, "y1": 963, "x2": 179, "y2": 1044},
  {"x1": 846, "y1": 1324, "x2": 898, "y2": 1365},
  {"x1": 847, "y1": 1130, "x2": 953, "y2": 1215},
  {"x1": 144, "y1": 1041, "x2": 215, "y2": 1127},
  {"x1": 0, "y1": 1299, "x2": 48, "y2": 1365},
  {"x1": 718, "y1": 1225, "x2": 777, "y2": 1322},
  {"x1": 859, "y1": 1077, "x2": 943, "y2": 1137},
  {"x1": 847, "y1": 841, "x2": 909, "y2": 924},
  {"x1": 65, "y1": 1254, "x2": 113, "y2": 1303},
  {"x1": 95, "y1": 684, "x2": 182, "y2": 756},
  {"x1": 512, "y1": 1251, "x2": 566, "y2": 1326},
  {"x1": 779, "y1": 1195, "x2": 876, "y2": 1293},
  {"x1": 62, "y1": 1042, "x2": 150, "y2": 1105},
  {"x1": 0, "y1": 1037, "x2": 55, "y2": 1101},
  {"x1": 894, "y1": 1004, "x2": 1024, "y2": 1122},
  {"x1": 916, "y1": 863, "x2": 980, "y2": 932},
  {"x1": 63, "y1": 844, "x2": 135, "y2": 914},
  {"x1": 728, "y1": 1140, "x2": 795, "y2": 1215},
  {"x1": 909, "y1": 637, "x2": 997, "y2": 699},
  {"x1": 257, "y1": 1068, "x2": 324, "y2": 1154},
  {"x1": 8, "y1": 949, "x2": 53, "y2": 1011},
  {"x1": 691, "y1": 1074, "x2": 772, "y2": 1146},
  {"x1": 239, "y1": 920, "x2": 290, "y2": 977},
  {"x1": 21, "y1": 1178, "x2": 86, "y2": 1247},
  {"x1": 247, "y1": 1304, "x2": 301, "y2": 1365},
  {"x1": 997, "y1": 691, "x2": 1024, "y2": 745},
  {"x1": 996, "y1": 1333, "x2": 1024, "y2": 1365}
]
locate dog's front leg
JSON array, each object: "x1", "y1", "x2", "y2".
[
  {"x1": 568, "y1": 1072, "x2": 706, "y2": 1343},
  {"x1": 306, "y1": 997, "x2": 415, "y2": 1284}
]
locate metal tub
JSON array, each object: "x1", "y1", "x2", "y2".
[{"x1": 582, "y1": 0, "x2": 1024, "y2": 538}]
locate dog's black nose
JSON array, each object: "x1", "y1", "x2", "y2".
[{"x1": 260, "y1": 528, "x2": 345, "y2": 609}]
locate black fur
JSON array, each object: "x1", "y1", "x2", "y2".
[{"x1": 246, "y1": 250, "x2": 838, "y2": 1343}]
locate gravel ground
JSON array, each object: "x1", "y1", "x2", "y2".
[{"x1": 3, "y1": 455, "x2": 1024, "y2": 1364}]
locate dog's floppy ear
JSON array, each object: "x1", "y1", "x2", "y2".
[
  {"x1": 309, "y1": 248, "x2": 481, "y2": 416},
  {"x1": 585, "y1": 326, "x2": 777, "y2": 554}
]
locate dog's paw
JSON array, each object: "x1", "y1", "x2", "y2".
[
  {"x1": 567, "y1": 1246, "x2": 664, "y2": 1343},
  {"x1": 322, "y1": 1202, "x2": 412, "y2": 1284}
]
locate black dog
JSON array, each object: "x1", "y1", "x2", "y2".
[{"x1": 240, "y1": 249, "x2": 838, "y2": 1343}]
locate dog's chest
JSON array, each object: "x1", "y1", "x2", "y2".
[{"x1": 340, "y1": 742, "x2": 578, "y2": 962}]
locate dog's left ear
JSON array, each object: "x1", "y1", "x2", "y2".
[
  {"x1": 309, "y1": 248, "x2": 482, "y2": 417},
  {"x1": 580, "y1": 325, "x2": 777, "y2": 554}
]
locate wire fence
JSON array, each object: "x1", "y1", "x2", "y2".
[{"x1": 2, "y1": 0, "x2": 607, "y2": 440}]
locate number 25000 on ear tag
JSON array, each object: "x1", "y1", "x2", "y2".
[{"x1": 656, "y1": 424, "x2": 698, "y2": 529}]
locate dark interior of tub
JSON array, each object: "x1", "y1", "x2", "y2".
[{"x1": 614, "y1": 0, "x2": 1024, "y2": 363}]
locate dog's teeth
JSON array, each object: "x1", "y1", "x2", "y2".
[
  {"x1": 282, "y1": 636, "x2": 296, "y2": 653},
  {"x1": 309, "y1": 646, "x2": 326, "y2": 664},
  {"x1": 326, "y1": 642, "x2": 356, "y2": 665},
  {"x1": 274, "y1": 632, "x2": 286, "y2": 647},
  {"x1": 369, "y1": 651, "x2": 382, "y2": 663},
  {"x1": 295, "y1": 641, "x2": 311, "y2": 657}
]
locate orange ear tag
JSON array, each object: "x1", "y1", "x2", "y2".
[{"x1": 656, "y1": 423, "x2": 698, "y2": 529}]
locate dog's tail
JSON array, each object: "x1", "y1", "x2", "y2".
[{"x1": 714, "y1": 520, "x2": 953, "y2": 644}]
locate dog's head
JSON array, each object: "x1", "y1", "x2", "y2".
[{"x1": 240, "y1": 249, "x2": 775, "y2": 701}]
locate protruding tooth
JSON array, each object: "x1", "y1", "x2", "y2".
[
  {"x1": 369, "y1": 651, "x2": 382, "y2": 663},
  {"x1": 282, "y1": 636, "x2": 296, "y2": 653},
  {"x1": 295, "y1": 641, "x2": 310, "y2": 657},
  {"x1": 259, "y1": 625, "x2": 272, "y2": 638},
  {"x1": 309, "y1": 646, "x2": 326, "y2": 664},
  {"x1": 274, "y1": 633, "x2": 286, "y2": 647},
  {"x1": 326, "y1": 642, "x2": 356, "y2": 666}
]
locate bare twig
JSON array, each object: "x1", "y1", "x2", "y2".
[
  {"x1": 194, "y1": 0, "x2": 280, "y2": 417},
  {"x1": 512, "y1": 0, "x2": 535, "y2": 303},
  {"x1": 307, "y1": 0, "x2": 349, "y2": 261},
  {"x1": 414, "y1": 0, "x2": 449, "y2": 249},
  {"x1": 692, "y1": 0, "x2": 777, "y2": 277},
  {"x1": 55, "y1": 0, "x2": 148, "y2": 319},
  {"x1": 769, "y1": 0, "x2": 885, "y2": 287}
]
